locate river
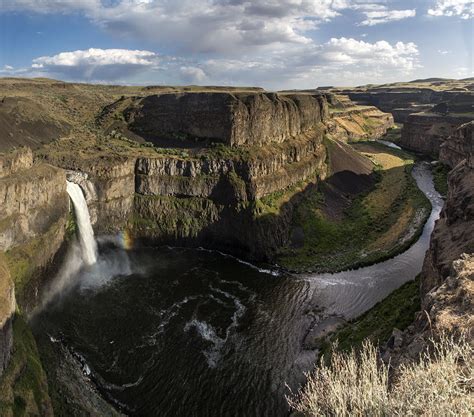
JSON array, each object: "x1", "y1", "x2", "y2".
[{"x1": 32, "y1": 161, "x2": 443, "y2": 417}]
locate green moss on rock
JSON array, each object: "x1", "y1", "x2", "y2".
[{"x1": 0, "y1": 315, "x2": 53, "y2": 417}]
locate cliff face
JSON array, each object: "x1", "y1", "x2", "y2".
[
  {"x1": 421, "y1": 122, "x2": 474, "y2": 295},
  {"x1": 63, "y1": 126, "x2": 328, "y2": 260},
  {"x1": 384, "y1": 253, "x2": 473, "y2": 367},
  {"x1": 0, "y1": 254, "x2": 14, "y2": 377},
  {"x1": 383, "y1": 121, "x2": 473, "y2": 368},
  {"x1": 0, "y1": 148, "x2": 69, "y2": 386},
  {"x1": 439, "y1": 121, "x2": 474, "y2": 168},
  {"x1": 0, "y1": 152, "x2": 68, "y2": 311},
  {"x1": 399, "y1": 112, "x2": 472, "y2": 157},
  {"x1": 345, "y1": 88, "x2": 473, "y2": 123},
  {"x1": 122, "y1": 92, "x2": 328, "y2": 146},
  {"x1": 326, "y1": 105, "x2": 394, "y2": 142}
]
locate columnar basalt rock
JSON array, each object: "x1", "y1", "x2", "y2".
[
  {"x1": 422, "y1": 123, "x2": 474, "y2": 295},
  {"x1": 400, "y1": 112, "x2": 473, "y2": 157},
  {"x1": 124, "y1": 92, "x2": 328, "y2": 146},
  {"x1": 439, "y1": 121, "x2": 474, "y2": 168},
  {"x1": 0, "y1": 148, "x2": 69, "y2": 379},
  {"x1": 344, "y1": 88, "x2": 474, "y2": 123}
]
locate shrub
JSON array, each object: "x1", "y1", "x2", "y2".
[{"x1": 288, "y1": 334, "x2": 473, "y2": 416}]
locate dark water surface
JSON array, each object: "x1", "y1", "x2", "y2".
[
  {"x1": 35, "y1": 248, "x2": 314, "y2": 417},
  {"x1": 33, "y1": 162, "x2": 442, "y2": 417}
]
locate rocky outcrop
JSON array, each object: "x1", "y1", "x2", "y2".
[
  {"x1": 344, "y1": 88, "x2": 473, "y2": 123},
  {"x1": 326, "y1": 105, "x2": 394, "y2": 142},
  {"x1": 0, "y1": 148, "x2": 69, "y2": 311},
  {"x1": 421, "y1": 122, "x2": 474, "y2": 295},
  {"x1": 0, "y1": 254, "x2": 14, "y2": 377},
  {"x1": 384, "y1": 253, "x2": 473, "y2": 367},
  {"x1": 439, "y1": 121, "x2": 474, "y2": 168},
  {"x1": 120, "y1": 92, "x2": 328, "y2": 146},
  {"x1": 0, "y1": 147, "x2": 33, "y2": 179},
  {"x1": 421, "y1": 157, "x2": 474, "y2": 294},
  {"x1": 399, "y1": 112, "x2": 472, "y2": 157},
  {"x1": 383, "y1": 120, "x2": 473, "y2": 369},
  {"x1": 0, "y1": 147, "x2": 69, "y2": 392},
  {"x1": 64, "y1": 128, "x2": 327, "y2": 260}
]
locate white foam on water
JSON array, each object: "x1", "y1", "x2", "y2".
[{"x1": 185, "y1": 284, "x2": 248, "y2": 368}]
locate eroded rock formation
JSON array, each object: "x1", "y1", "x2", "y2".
[
  {"x1": 421, "y1": 122, "x2": 474, "y2": 294},
  {"x1": 121, "y1": 92, "x2": 328, "y2": 146},
  {"x1": 399, "y1": 112, "x2": 472, "y2": 157},
  {"x1": 384, "y1": 121, "x2": 474, "y2": 367}
]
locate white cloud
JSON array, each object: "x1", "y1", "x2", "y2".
[
  {"x1": 179, "y1": 66, "x2": 207, "y2": 83},
  {"x1": 25, "y1": 37, "x2": 419, "y2": 88},
  {"x1": 359, "y1": 8, "x2": 416, "y2": 26},
  {"x1": 2, "y1": 1, "x2": 424, "y2": 88},
  {"x1": 31, "y1": 48, "x2": 158, "y2": 80},
  {"x1": 0, "y1": 0, "x2": 99, "y2": 14},
  {"x1": 0, "y1": 0, "x2": 350, "y2": 54},
  {"x1": 198, "y1": 37, "x2": 420, "y2": 88},
  {"x1": 438, "y1": 49, "x2": 451, "y2": 54},
  {"x1": 428, "y1": 0, "x2": 473, "y2": 19}
]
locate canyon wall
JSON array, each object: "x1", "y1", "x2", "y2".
[
  {"x1": 0, "y1": 88, "x2": 392, "y2": 404},
  {"x1": 384, "y1": 123, "x2": 474, "y2": 365},
  {"x1": 345, "y1": 89, "x2": 473, "y2": 123},
  {"x1": 66, "y1": 128, "x2": 328, "y2": 260},
  {"x1": 326, "y1": 105, "x2": 394, "y2": 142},
  {"x1": 421, "y1": 121, "x2": 474, "y2": 294},
  {"x1": 399, "y1": 112, "x2": 472, "y2": 157},
  {"x1": 123, "y1": 92, "x2": 328, "y2": 146},
  {"x1": 0, "y1": 147, "x2": 68, "y2": 416}
]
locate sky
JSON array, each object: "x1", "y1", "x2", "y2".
[{"x1": 0, "y1": 0, "x2": 473, "y2": 89}]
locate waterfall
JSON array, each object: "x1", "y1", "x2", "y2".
[{"x1": 66, "y1": 181, "x2": 97, "y2": 265}]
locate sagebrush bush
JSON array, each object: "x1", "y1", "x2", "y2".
[{"x1": 288, "y1": 335, "x2": 473, "y2": 416}]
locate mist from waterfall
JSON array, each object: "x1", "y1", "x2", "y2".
[
  {"x1": 32, "y1": 181, "x2": 131, "y2": 316},
  {"x1": 66, "y1": 181, "x2": 97, "y2": 265}
]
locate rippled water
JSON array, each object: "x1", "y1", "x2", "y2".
[
  {"x1": 34, "y1": 163, "x2": 442, "y2": 417},
  {"x1": 303, "y1": 162, "x2": 444, "y2": 319}
]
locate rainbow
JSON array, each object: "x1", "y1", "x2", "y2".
[{"x1": 118, "y1": 229, "x2": 134, "y2": 250}]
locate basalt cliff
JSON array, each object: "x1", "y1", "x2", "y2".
[
  {"x1": 0, "y1": 79, "x2": 395, "y2": 414},
  {"x1": 0, "y1": 77, "x2": 472, "y2": 415},
  {"x1": 384, "y1": 121, "x2": 474, "y2": 365}
]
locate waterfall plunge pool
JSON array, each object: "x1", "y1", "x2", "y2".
[{"x1": 32, "y1": 162, "x2": 443, "y2": 417}]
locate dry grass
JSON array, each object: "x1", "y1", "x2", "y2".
[{"x1": 288, "y1": 335, "x2": 473, "y2": 416}]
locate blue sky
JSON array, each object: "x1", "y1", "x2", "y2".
[{"x1": 0, "y1": 0, "x2": 473, "y2": 89}]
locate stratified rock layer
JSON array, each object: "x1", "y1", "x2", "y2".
[
  {"x1": 400, "y1": 112, "x2": 472, "y2": 157},
  {"x1": 0, "y1": 255, "x2": 14, "y2": 377},
  {"x1": 439, "y1": 121, "x2": 474, "y2": 168},
  {"x1": 124, "y1": 92, "x2": 328, "y2": 146}
]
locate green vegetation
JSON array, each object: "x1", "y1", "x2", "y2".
[
  {"x1": 0, "y1": 315, "x2": 52, "y2": 417},
  {"x1": 65, "y1": 210, "x2": 77, "y2": 241},
  {"x1": 277, "y1": 143, "x2": 431, "y2": 272},
  {"x1": 199, "y1": 142, "x2": 250, "y2": 160},
  {"x1": 381, "y1": 123, "x2": 402, "y2": 143},
  {"x1": 289, "y1": 334, "x2": 473, "y2": 417},
  {"x1": 255, "y1": 179, "x2": 311, "y2": 217},
  {"x1": 320, "y1": 277, "x2": 420, "y2": 356},
  {"x1": 132, "y1": 194, "x2": 219, "y2": 238},
  {"x1": 432, "y1": 163, "x2": 450, "y2": 197}
]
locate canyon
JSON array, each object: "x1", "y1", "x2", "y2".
[{"x1": 0, "y1": 77, "x2": 472, "y2": 416}]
